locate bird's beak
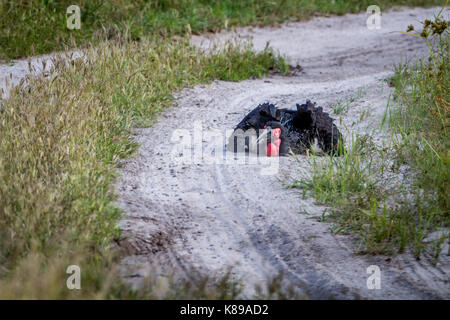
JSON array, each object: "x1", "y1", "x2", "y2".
[{"x1": 255, "y1": 127, "x2": 271, "y2": 145}]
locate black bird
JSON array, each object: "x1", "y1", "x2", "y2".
[{"x1": 230, "y1": 100, "x2": 343, "y2": 156}]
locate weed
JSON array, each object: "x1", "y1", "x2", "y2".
[
  {"x1": 296, "y1": 5, "x2": 449, "y2": 259},
  {"x1": 0, "y1": 0, "x2": 443, "y2": 59},
  {"x1": 0, "y1": 38, "x2": 286, "y2": 298},
  {"x1": 332, "y1": 87, "x2": 366, "y2": 115}
]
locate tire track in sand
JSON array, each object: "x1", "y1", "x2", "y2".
[{"x1": 117, "y1": 7, "x2": 449, "y2": 299}]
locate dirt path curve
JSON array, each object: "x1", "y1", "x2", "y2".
[
  {"x1": 117, "y1": 7, "x2": 450, "y2": 299},
  {"x1": 0, "y1": 51, "x2": 82, "y2": 99}
]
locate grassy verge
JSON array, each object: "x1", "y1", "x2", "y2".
[
  {"x1": 0, "y1": 38, "x2": 287, "y2": 298},
  {"x1": 295, "y1": 12, "x2": 449, "y2": 261},
  {"x1": 0, "y1": 0, "x2": 443, "y2": 59},
  {"x1": 0, "y1": 0, "x2": 446, "y2": 300}
]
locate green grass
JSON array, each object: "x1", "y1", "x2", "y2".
[
  {"x1": 294, "y1": 11, "x2": 449, "y2": 260},
  {"x1": 0, "y1": 38, "x2": 287, "y2": 298},
  {"x1": 387, "y1": 12, "x2": 449, "y2": 258},
  {"x1": 332, "y1": 87, "x2": 366, "y2": 115},
  {"x1": 0, "y1": 0, "x2": 446, "y2": 299},
  {"x1": 0, "y1": 0, "x2": 444, "y2": 59},
  {"x1": 294, "y1": 134, "x2": 403, "y2": 254}
]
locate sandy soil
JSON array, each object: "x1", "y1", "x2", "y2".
[
  {"x1": 117, "y1": 7, "x2": 449, "y2": 299},
  {"x1": 1, "y1": 6, "x2": 447, "y2": 299}
]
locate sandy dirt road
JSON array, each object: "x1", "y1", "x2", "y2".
[
  {"x1": 117, "y1": 6, "x2": 450, "y2": 299},
  {"x1": 117, "y1": 6, "x2": 449, "y2": 299},
  {"x1": 0, "y1": 51, "x2": 83, "y2": 99},
  {"x1": 0, "y1": 4, "x2": 447, "y2": 301},
  {"x1": 1, "y1": 6, "x2": 442, "y2": 299}
]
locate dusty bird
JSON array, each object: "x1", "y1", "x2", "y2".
[{"x1": 229, "y1": 100, "x2": 344, "y2": 156}]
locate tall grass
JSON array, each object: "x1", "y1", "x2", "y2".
[
  {"x1": 295, "y1": 10, "x2": 449, "y2": 260},
  {"x1": 0, "y1": 0, "x2": 443, "y2": 59},
  {"x1": 0, "y1": 37, "x2": 287, "y2": 298},
  {"x1": 295, "y1": 134, "x2": 405, "y2": 254},
  {"x1": 388, "y1": 8, "x2": 449, "y2": 258}
]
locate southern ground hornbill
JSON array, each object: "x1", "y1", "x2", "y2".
[{"x1": 228, "y1": 100, "x2": 343, "y2": 157}]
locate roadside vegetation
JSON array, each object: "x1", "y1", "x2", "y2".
[
  {"x1": 332, "y1": 87, "x2": 366, "y2": 115},
  {"x1": 0, "y1": 38, "x2": 287, "y2": 298},
  {"x1": 296, "y1": 8, "x2": 449, "y2": 262},
  {"x1": 0, "y1": 0, "x2": 446, "y2": 299},
  {"x1": 0, "y1": 0, "x2": 443, "y2": 59}
]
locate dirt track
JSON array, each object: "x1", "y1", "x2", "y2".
[{"x1": 115, "y1": 7, "x2": 450, "y2": 299}]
